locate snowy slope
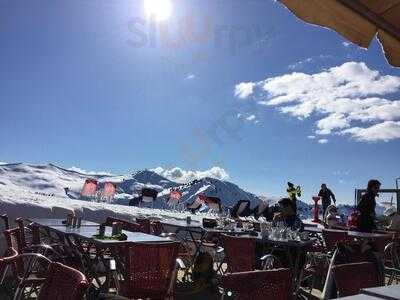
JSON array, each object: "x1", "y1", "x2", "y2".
[
  {"x1": 158, "y1": 177, "x2": 260, "y2": 208},
  {"x1": 0, "y1": 163, "x2": 109, "y2": 197},
  {"x1": 0, "y1": 163, "x2": 261, "y2": 209},
  {"x1": 117, "y1": 170, "x2": 179, "y2": 195}
]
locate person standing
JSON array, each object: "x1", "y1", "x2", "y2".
[
  {"x1": 287, "y1": 182, "x2": 301, "y2": 214},
  {"x1": 318, "y1": 183, "x2": 336, "y2": 217},
  {"x1": 356, "y1": 179, "x2": 381, "y2": 233}
]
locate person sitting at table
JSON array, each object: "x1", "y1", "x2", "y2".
[
  {"x1": 357, "y1": 179, "x2": 381, "y2": 233},
  {"x1": 230, "y1": 200, "x2": 251, "y2": 218},
  {"x1": 384, "y1": 206, "x2": 400, "y2": 231},
  {"x1": 252, "y1": 199, "x2": 274, "y2": 220},
  {"x1": 324, "y1": 204, "x2": 341, "y2": 228},
  {"x1": 273, "y1": 197, "x2": 304, "y2": 231}
]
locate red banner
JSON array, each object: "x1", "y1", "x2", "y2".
[
  {"x1": 102, "y1": 182, "x2": 116, "y2": 199},
  {"x1": 81, "y1": 179, "x2": 98, "y2": 197},
  {"x1": 169, "y1": 190, "x2": 182, "y2": 202}
]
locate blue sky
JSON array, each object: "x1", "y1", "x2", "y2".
[{"x1": 1, "y1": 0, "x2": 399, "y2": 204}]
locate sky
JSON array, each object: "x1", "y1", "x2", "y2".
[{"x1": 1, "y1": 0, "x2": 399, "y2": 205}]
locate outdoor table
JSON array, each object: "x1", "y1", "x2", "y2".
[
  {"x1": 304, "y1": 226, "x2": 323, "y2": 234},
  {"x1": 303, "y1": 220, "x2": 319, "y2": 228},
  {"x1": 303, "y1": 227, "x2": 391, "y2": 240},
  {"x1": 161, "y1": 218, "x2": 254, "y2": 280},
  {"x1": 337, "y1": 295, "x2": 382, "y2": 299},
  {"x1": 33, "y1": 219, "x2": 170, "y2": 294},
  {"x1": 161, "y1": 219, "x2": 204, "y2": 280},
  {"x1": 258, "y1": 235, "x2": 316, "y2": 294},
  {"x1": 347, "y1": 231, "x2": 391, "y2": 239},
  {"x1": 361, "y1": 285, "x2": 400, "y2": 300},
  {"x1": 28, "y1": 218, "x2": 99, "y2": 227}
]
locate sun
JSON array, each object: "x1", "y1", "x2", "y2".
[{"x1": 144, "y1": 0, "x2": 172, "y2": 22}]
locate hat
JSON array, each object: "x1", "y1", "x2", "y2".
[{"x1": 384, "y1": 206, "x2": 397, "y2": 217}]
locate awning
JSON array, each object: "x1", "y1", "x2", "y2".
[{"x1": 279, "y1": 0, "x2": 400, "y2": 67}]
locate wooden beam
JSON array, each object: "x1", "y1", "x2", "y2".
[{"x1": 338, "y1": 0, "x2": 400, "y2": 42}]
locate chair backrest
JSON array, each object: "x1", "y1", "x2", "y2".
[
  {"x1": 322, "y1": 229, "x2": 349, "y2": 252},
  {"x1": 372, "y1": 235, "x2": 392, "y2": 254},
  {"x1": 3, "y1": 228, "x2": 23, "y2": 254},
  {"x1": 120, "y1": 242, "x2": 180, "y2": 299},
  {"x1": 141, "y1": 188, "x2": 158, "y2": 203},
  {"x1": 0, "y1": 247, "x2": 18, "y2": 283},
  {"x1": 152, "y1": 221, "x2": 163, "y2": 236},
  {"x1": 187, "y1": 196, "x2": 204, "y2": 212},
  {"x1": 0, "y1": 214, "x2": 9, "y2": 230},
  {"x1": 332, "y1": 262, "x2": 381, "y2": 297},
  {"x1": 15, "y1": 218, "x2": 27, "y2": 248},
  {"x1": 218, "y1": 268, "x2": 292, "y2": 300},
  {"x1": 231, "y1": 200, "x2": 251, "y2": 218},
  {"x1": 38, "y1": 262, "x2": 88, "y2": 300},
  {"x1": 384, "y1": 241, "x2": 400, "y2": 269},
  {"x1": 205, "y1": 196, "x2": 222, "y2": 212},
  {"x1": 221, "y1": 234, "x2": 256, "y2": 272},
  {"x1": 29, "y1": 222, "x2": 41, "y2": 245},
  {"x1": 136, "y1": 218, "x2": 151, "y2": 234}
]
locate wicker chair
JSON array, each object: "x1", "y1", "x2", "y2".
[
  {"x1": 221, "y1": 234, "x2": 256, "y2": 273},
  {"x1": 7, "y1": 221, "x2": 65, "y2": 262},
  {"x1": 2, "y1": 251, "x2": 52, "y2": 300},
  {"x1": 36, "y1": 262, "x2": 89, "y2": 300},
  {"x1": 151, "y1": 220, "x2": 164, "y2": 236},
  {"x1": 384, "y1": 242, "x2": 400, "y2": 284},
  {"x1": 332, "y1": 262, "x2": 382, "y2": 297},
  {"x1": 4, "y1": 228, "x2": 24, "y2": 254},
  {"x1": 0, "y1": 247, "x2": 18, "y2": 284},
  {"x1": 218, "y1": 268, "x2": 292, "y2": 300},
  {"x1": 322, "y1": 229, "x2": 349, "y2": 252},
  {"x1": 118, "y1": 242, "x2": 181, "y2": 299},
  {"x1": 136, "y1": 218, "x2": 152, "y2": 234}
]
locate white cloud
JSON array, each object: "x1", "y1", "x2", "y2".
[
  {"x1": 151, "y1": 166, "x2": 229, "y2": 183},
  {"x1": 237, "y1": 113, "x2": 259, "y2": 124},
  {"x1": 318, "y1": 139, "x2": 329, "y2": 144},
  {"x1": 246, "y1": 115, "x2": 256, "y2": 121},
  {"x1": 316, "y1": 113, "x2": 350, "y2": 135},
  {"x1": 235, "y1": 62, "x2": 400, "y2": 142},
  {"x1": 342, "y1": 41, "x2": 351, "y2": 47},
  {"x1": 68, "y1": 166, "x2": 113, "y2": 176},
  {"x1": 341, "y1": 121, "x2": 400, "y2": 142},
  {"x1": 307, "y1": 135, "x2": 316, "y2": 139},
  {"x1": 234, "y1": 82, "x2": 255, "y2": 99},
  {"x1": 288, "y1": 54, "x2": 334, "y2": 70},
  {"x1": 0, "y1": 161, "x2": 7, "y2": 165},
  {"x1": 186, "y1": 74, "x2": 196, "y2": 80}
]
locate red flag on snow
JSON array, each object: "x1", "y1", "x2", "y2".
[
  {"x1": 169, "y1": 190, "x2": 182, "y2": 202},
  {"x1": 81, "y1": 179, "x2": 98, "y2": 197},
  {"x1": 102, "y1": 182, "x2": 116, "y2": 199}
]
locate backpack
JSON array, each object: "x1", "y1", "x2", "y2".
[{"x1": 347, "y1": 210, "x2": 360, "y2": 229}]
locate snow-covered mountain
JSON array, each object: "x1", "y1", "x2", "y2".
[
  {"x1": 117, "y1": 170, "x2": 179, "y2": 195},
  {"x1": 0, "y1": 163, "x2": 260, "y2": 210},
  {"x1": 0, "y1": 162, "x2": 386, "y2": 221},
  {"x1": 157, "y1": 177, "x2": 261, "y2": 208}
]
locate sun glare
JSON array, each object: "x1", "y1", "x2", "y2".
[{"x1": 144, "y1": 0, "x2": 172, "y2": 22}]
